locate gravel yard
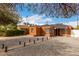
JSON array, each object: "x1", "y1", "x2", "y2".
[{"x1": 0, "y1": 36, "x2": 79, "y2": 56}]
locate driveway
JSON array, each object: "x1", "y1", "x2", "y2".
[{"x1": 0, "y1": 36, "x2": 79, "y2": 56}]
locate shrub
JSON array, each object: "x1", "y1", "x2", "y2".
[
  {"x1": 0, "y1": 30, "x2": 5, "y2": 36},
  {"x1": 5, "y1": 30, "x2": 25, "y2": 36}
]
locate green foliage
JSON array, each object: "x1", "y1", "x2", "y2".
[
  {"x1": 77, "y1": 26, "x2": 79, "y2": 29},
  {"x1": 0, "y1": 24, "x2": 25, "y2": 36},
  {"x1": 0, "y1": 4, "x2": 20, "y2": 25},
  {"x1": 74, "y1": 26, "x2": 79, "y2": 30},
  {"x1": 0, "y1": 24, "x2": 17, "y2": 31},
  {"x1": 5, "y1": 30, "x2": 24, "y2": 36}
]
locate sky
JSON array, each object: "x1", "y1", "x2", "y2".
[{"x1": 17, "y1": 5, "x2": 79, "y2": 28}]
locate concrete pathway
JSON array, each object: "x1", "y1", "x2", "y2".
[{"x1": 0, "y1": 36, "x2": 79, "y2": 56}]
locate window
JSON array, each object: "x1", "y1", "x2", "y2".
[
  {"x1": 45, "y1": 28, "x2": 50, "y2": 33},
  {"x1": 31, "y1": 28, "x2": 34, "y2": 32}
]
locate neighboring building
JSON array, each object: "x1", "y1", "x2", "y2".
[
  {"x1": 52, "y1": 24, "x2": 73, "y2": 36},
  {"x1": 17, "y1": 24, "x2": 73, "y2": 37}
]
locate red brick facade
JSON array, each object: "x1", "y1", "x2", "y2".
[{"x1": 18, "y1": 24, "x2": 73, "y2": 37}]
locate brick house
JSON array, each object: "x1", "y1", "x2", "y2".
[
  {"x1": 29, "y1": 26, "x2": 41, "y2": 36},
  {"x1": 53, "y1": 24, "x2": 73, "y2": 36},
  {"x1": 17, "y1": 24, "x2": 73, "y2": 37},
  {"x1": 41, "y1": 25, "x2": 54, "y2": 36}
]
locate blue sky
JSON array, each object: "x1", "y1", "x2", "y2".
[{"x1": 17, "y1": 6, "x2": 79, "y2": 27}]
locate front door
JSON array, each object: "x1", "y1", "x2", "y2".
[{"x1": 54, "y1": 28, "x2": 60, "y2": 36}]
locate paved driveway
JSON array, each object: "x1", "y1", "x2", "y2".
[{"x1": 0, "y1": 36, "x2": 79, "y2": 56}]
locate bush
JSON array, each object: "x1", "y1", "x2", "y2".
[
  {"x1": 0, "y1": 30, "x2": 5, "y2": 36},
  {"x1": 5, "y1": 30, "x2": 25, "y2": 36}
]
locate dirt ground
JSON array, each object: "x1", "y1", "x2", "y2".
[{"x1": 0, "y1": 36, "x2": 79, "y2": 56}]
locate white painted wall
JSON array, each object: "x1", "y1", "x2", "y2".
[{"x1": 71, "y1": 30, "x2": 79, "y2": 37}]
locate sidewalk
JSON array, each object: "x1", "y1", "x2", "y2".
[{"x1": 0, "y1": 35, "x2": 33, "y2": 41}]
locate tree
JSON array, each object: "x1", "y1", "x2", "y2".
[
  {"x1": 0, "y1": 3, "x2": 79, "y2": 26},
  {"x1": 1, "y1": 3, "x2": 77, "y2": 20},
  {"x1": 0, "y1": 3, "x2": 22, "y2": 35},
  {"x1": 23, "y1": 3, "x2": 79, "y2": 28},
  {"x1": 0, "y1": 3, "x2": 20, "y2": 25},
  {"x1": 25, "y1": 3, "x2": 77, "y2": 18}
]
